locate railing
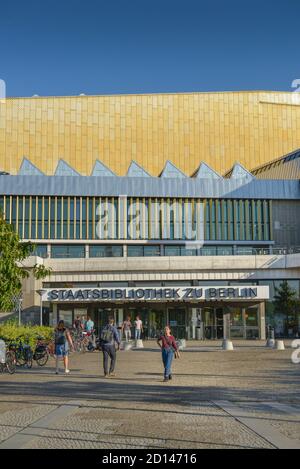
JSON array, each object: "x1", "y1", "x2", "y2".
[{"x1": 29, "y1": 245, "x2": 300, "y2": 259}]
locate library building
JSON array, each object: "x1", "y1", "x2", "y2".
[{"x1": 0, "y1": 91, "x2": 300, "y2": 339}]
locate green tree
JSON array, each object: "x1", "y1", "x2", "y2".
[
  {"x1": 0, "y1": 212, "x2": 51, "y2": 311},
  {"x1": 273, "y1": 281, "x2": 298, "y2": 334}
]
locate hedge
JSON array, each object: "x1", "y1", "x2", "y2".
[{"x1": 0, "y1": 319, "x2": 54, "y2": 350}]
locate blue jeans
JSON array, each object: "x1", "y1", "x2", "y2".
[
  {"x1": 162, "y1": 348, "x2": 174, "y2": 379},
  {"x1": 135, "y1": 329, "x2": 141, "y2": 340}
]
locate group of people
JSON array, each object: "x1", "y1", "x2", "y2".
[
  {"x1": 54, "y1": 316, "x2": 179, "y2": 381},
  {"x1": 72, "y1": 314, "x2": 143, "y2": 343},
  {"x1": 120, "y1": 315, "x2": 143, "y2": 342}
]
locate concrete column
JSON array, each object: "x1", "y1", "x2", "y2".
[
  {"x1": 242, "y1": 308, "x2": 247, "y2": 339},
  {"x1": 47, "y1": 244, "x2": 51, "y2": 258},
  {"x1": 52, "y1": 303, "x2": 58, "y2": 326},
  {"x1": 259, "y1": 301, "x2": 266, "y2": 340},
  {"x1": 223, "y1": 310, "x2": 231, "y2": 340},
  {"x1": 160, "y1": 244, "x2": 164, "y2": 256},
  {"x1": 118, "y1": 308, "x2": 123, "y2": 324},
  {"x1": 123, "y1": 244, "x2": 127, "y2": 257},
  {"x1": 85, "y1": 244, "x2": 89, "y2": 259}
]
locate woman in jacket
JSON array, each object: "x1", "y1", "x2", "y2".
[{"x1": 157, "y1": 325, "x2": 178, "y2": 382}]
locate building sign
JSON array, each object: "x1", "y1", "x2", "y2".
[{"x1": 42, "y1": 286, "x2": 269, "y2": 302}]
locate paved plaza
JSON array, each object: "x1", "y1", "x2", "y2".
[{"x1": 0, "y1": 341, "x2": 299, "y2": 449}]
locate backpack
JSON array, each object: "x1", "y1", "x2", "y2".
[
  {"x1": 100, "y1": 326, "x2": 114, "y2": 344},
  {"x1": 55, "y1": 329, "x2": 66, "y2": 345}
]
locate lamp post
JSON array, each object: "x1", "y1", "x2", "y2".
[
  {"x1": 36, "y1": 289, "x2": 47, "y2": 326},
  {"x1": 12, "y1": 293, "x2": 23, "y2": 326}
]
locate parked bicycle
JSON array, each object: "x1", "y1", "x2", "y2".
[
  {"x1": 72, "y1": 330, "x2": 96, "y2": 353},
  {"x1": 7, "y1": 338, "x2": 33, "y2": 368},
  {"x1": 33, "y1": 337, "x2": 49, "y2": 366}
]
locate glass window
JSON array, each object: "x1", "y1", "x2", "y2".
[
  {"x1": 127, "y1": 245, "x2": 144, "y2": 257},
  {"x1": 217, "y1": 246, "x2": 233, "y2": 256},
  {"x1": 144, "y1": 245, "x2": 161, "y2": 257},
  {"x1": 181, "y1": 246, "x2": 197, "y2": 256},
  {"x1": 245, "y1": 307, "x2": 258, "y2": 326},
  {"x1": 32, "y1": 244, "x2": 48, "y2": 258},
  {"x1": 230, "y1": 307, "x2": 243, "y2": 326},
  {"x1": 236, "y1": 246, "x2": 253, "y2": 255},
  {"x1": 44, "y1": 198, "x2": 49, "y2": 239},
  {"x1": 164, "y1": 245, "x2": 181, "y2": 256},
  {"x1": 90, "y1": 245, "x2": 123, "y2": 258},
  {"x1": 201, "y1": 246, "x2": 217, "y2": 256},
  {"x1": 51, "y1": 244, "x2": 85, "y2": 258},
  {"x1": 18, "y1": 197, "x2": 23, "y2": 238},
  {"x1": 58, "y1": 310, "x2": 73, "y2": 328}
]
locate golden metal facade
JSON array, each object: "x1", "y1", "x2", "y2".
[{"x1": 1, "y1": 91, "x2": 300, "y2": 176}]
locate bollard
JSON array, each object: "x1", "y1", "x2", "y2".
[
  {"x1": 222, "y1": 339, "x2": 234, "y2": 351},
  {"x1": 266, "y1": 325, "x2": 275, "y2": 348},
  {"x1": 275, "y1": 340, "x2": 285, "y2": 350},
  {"x1": 135, "y1": 339, "x2": 144, "y2": 349},
  {"x1": 266, "y1": 338, "x2": 276, "y2": 348},
  {"x1": 177, "y1": 339, "x2": 186, "y2": 350},
  {"x1": 123, "y1": 341, "x2": 133, "y2": 351}
]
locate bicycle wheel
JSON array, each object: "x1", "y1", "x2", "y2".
[
  {"x1": 5, "y1": 351, "x2": 16, "y2": 374},
  {"x1": 15, "y1": 350, "x2": 26, "y2": 367},
  {"x1": 72, "y1": 339, "x2": 80, "y2": 353},
  {"x1": 25, "y1": 349, "x2": 33, "y2": 369},
  {"x1": 36, "y1": 350, "x2": 49, "y2": 366}
]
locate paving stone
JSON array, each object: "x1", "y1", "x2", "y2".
[{"x1": 0, "y1": 344, "x2": 299, "y2": 449}]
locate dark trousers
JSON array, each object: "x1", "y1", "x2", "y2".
[{"x1": 102, "y1": 343, "x2": 116, "y2": 375}]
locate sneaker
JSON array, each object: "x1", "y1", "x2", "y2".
[
  {"x1": 104, "y1": 374, "x2": 110, "y2": 378},
  {"x1": 109, "y1": 372, "x2": 116, "y2": 377},
  {"x1": 55, "y1": 371, "x2": 59, "y2": 375},
  {"x1": 169, "y1": 374, "x2": 172, "y2": 380},
  {"x1": 65, "y1": 369, "x2": 70, "y2": 374},
  {"x1": 163, "y1": 378, "x2": 169, "y2": 382}
]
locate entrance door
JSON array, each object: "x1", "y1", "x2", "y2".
[
  {"x1": 203, "y1": 307, "x2": 224, "y2": 339},
  {"x1": 167, "y1": 307, "x2": 187, "y2": 339},
  {"x1": 125, "y1": 305, "x2": 166, "y2": 339},
  {"x1": 215, "y1": 308, "x2": 224, "y2": 339},
  {"x1": 95, "y1": 307, "x2": 117, "y2": 335}
]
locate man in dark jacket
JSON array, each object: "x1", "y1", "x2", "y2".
[{"x1": 100, "y1": 317, "x2": 121, "y2": 378}]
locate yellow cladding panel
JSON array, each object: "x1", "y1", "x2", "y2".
[{"x1": 0, "y1": 91, "x2": 300, "y2": 176}]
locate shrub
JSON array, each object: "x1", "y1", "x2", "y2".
[{"x1": 0, "y1": 319, "x2": 54, "y2": 350}]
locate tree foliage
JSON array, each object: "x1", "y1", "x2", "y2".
[
  {"x1": 0, "y1": 212, "x2": 51, "y2": 311},
  {"x1": 273, "y1": 280, "x2": 298, "y2": 330}
]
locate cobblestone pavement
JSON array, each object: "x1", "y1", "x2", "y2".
[{"x1": 0, "y1": 341, "x2": 299, "y2": 449}]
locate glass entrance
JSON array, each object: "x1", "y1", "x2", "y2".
[
  {"x1": 167, "y1": 307, "x2": 187, "y2": 339},
  {"x1": 125, "y1": 305, "x2": 166, "y2": 339},
  {"x1": 203, "y1": 307, "x2": 224, "y2": 339},
  {"x1": 94, "y1": 307, "x2": 118, "y2": 335}
]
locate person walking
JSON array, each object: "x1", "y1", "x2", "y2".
[
  {"x1": 100, "y1": 317, "x2": 121, "y2": 378},
  {"x1": 73, "y1": 315, "x2": 81, "y2": 331},
  {"x1": 157, "y1": 326, "x2": 179, "y2": 382},
  {"x1": 134, "y1": 314, "x2": 143, "y2": 341},
  {"x1": 85, "y1": 315, "x2": 94, "y2": 333},
  {"x1": 122, "y1": 315, "x2": 132, "y2": 342},
  {"x1": 54, "y1": 320, "x2": 74, "y2": 374}
]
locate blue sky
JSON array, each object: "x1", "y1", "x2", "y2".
[{"x1": 0, "y1": 0, "x2": 299, "y2": 96}]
